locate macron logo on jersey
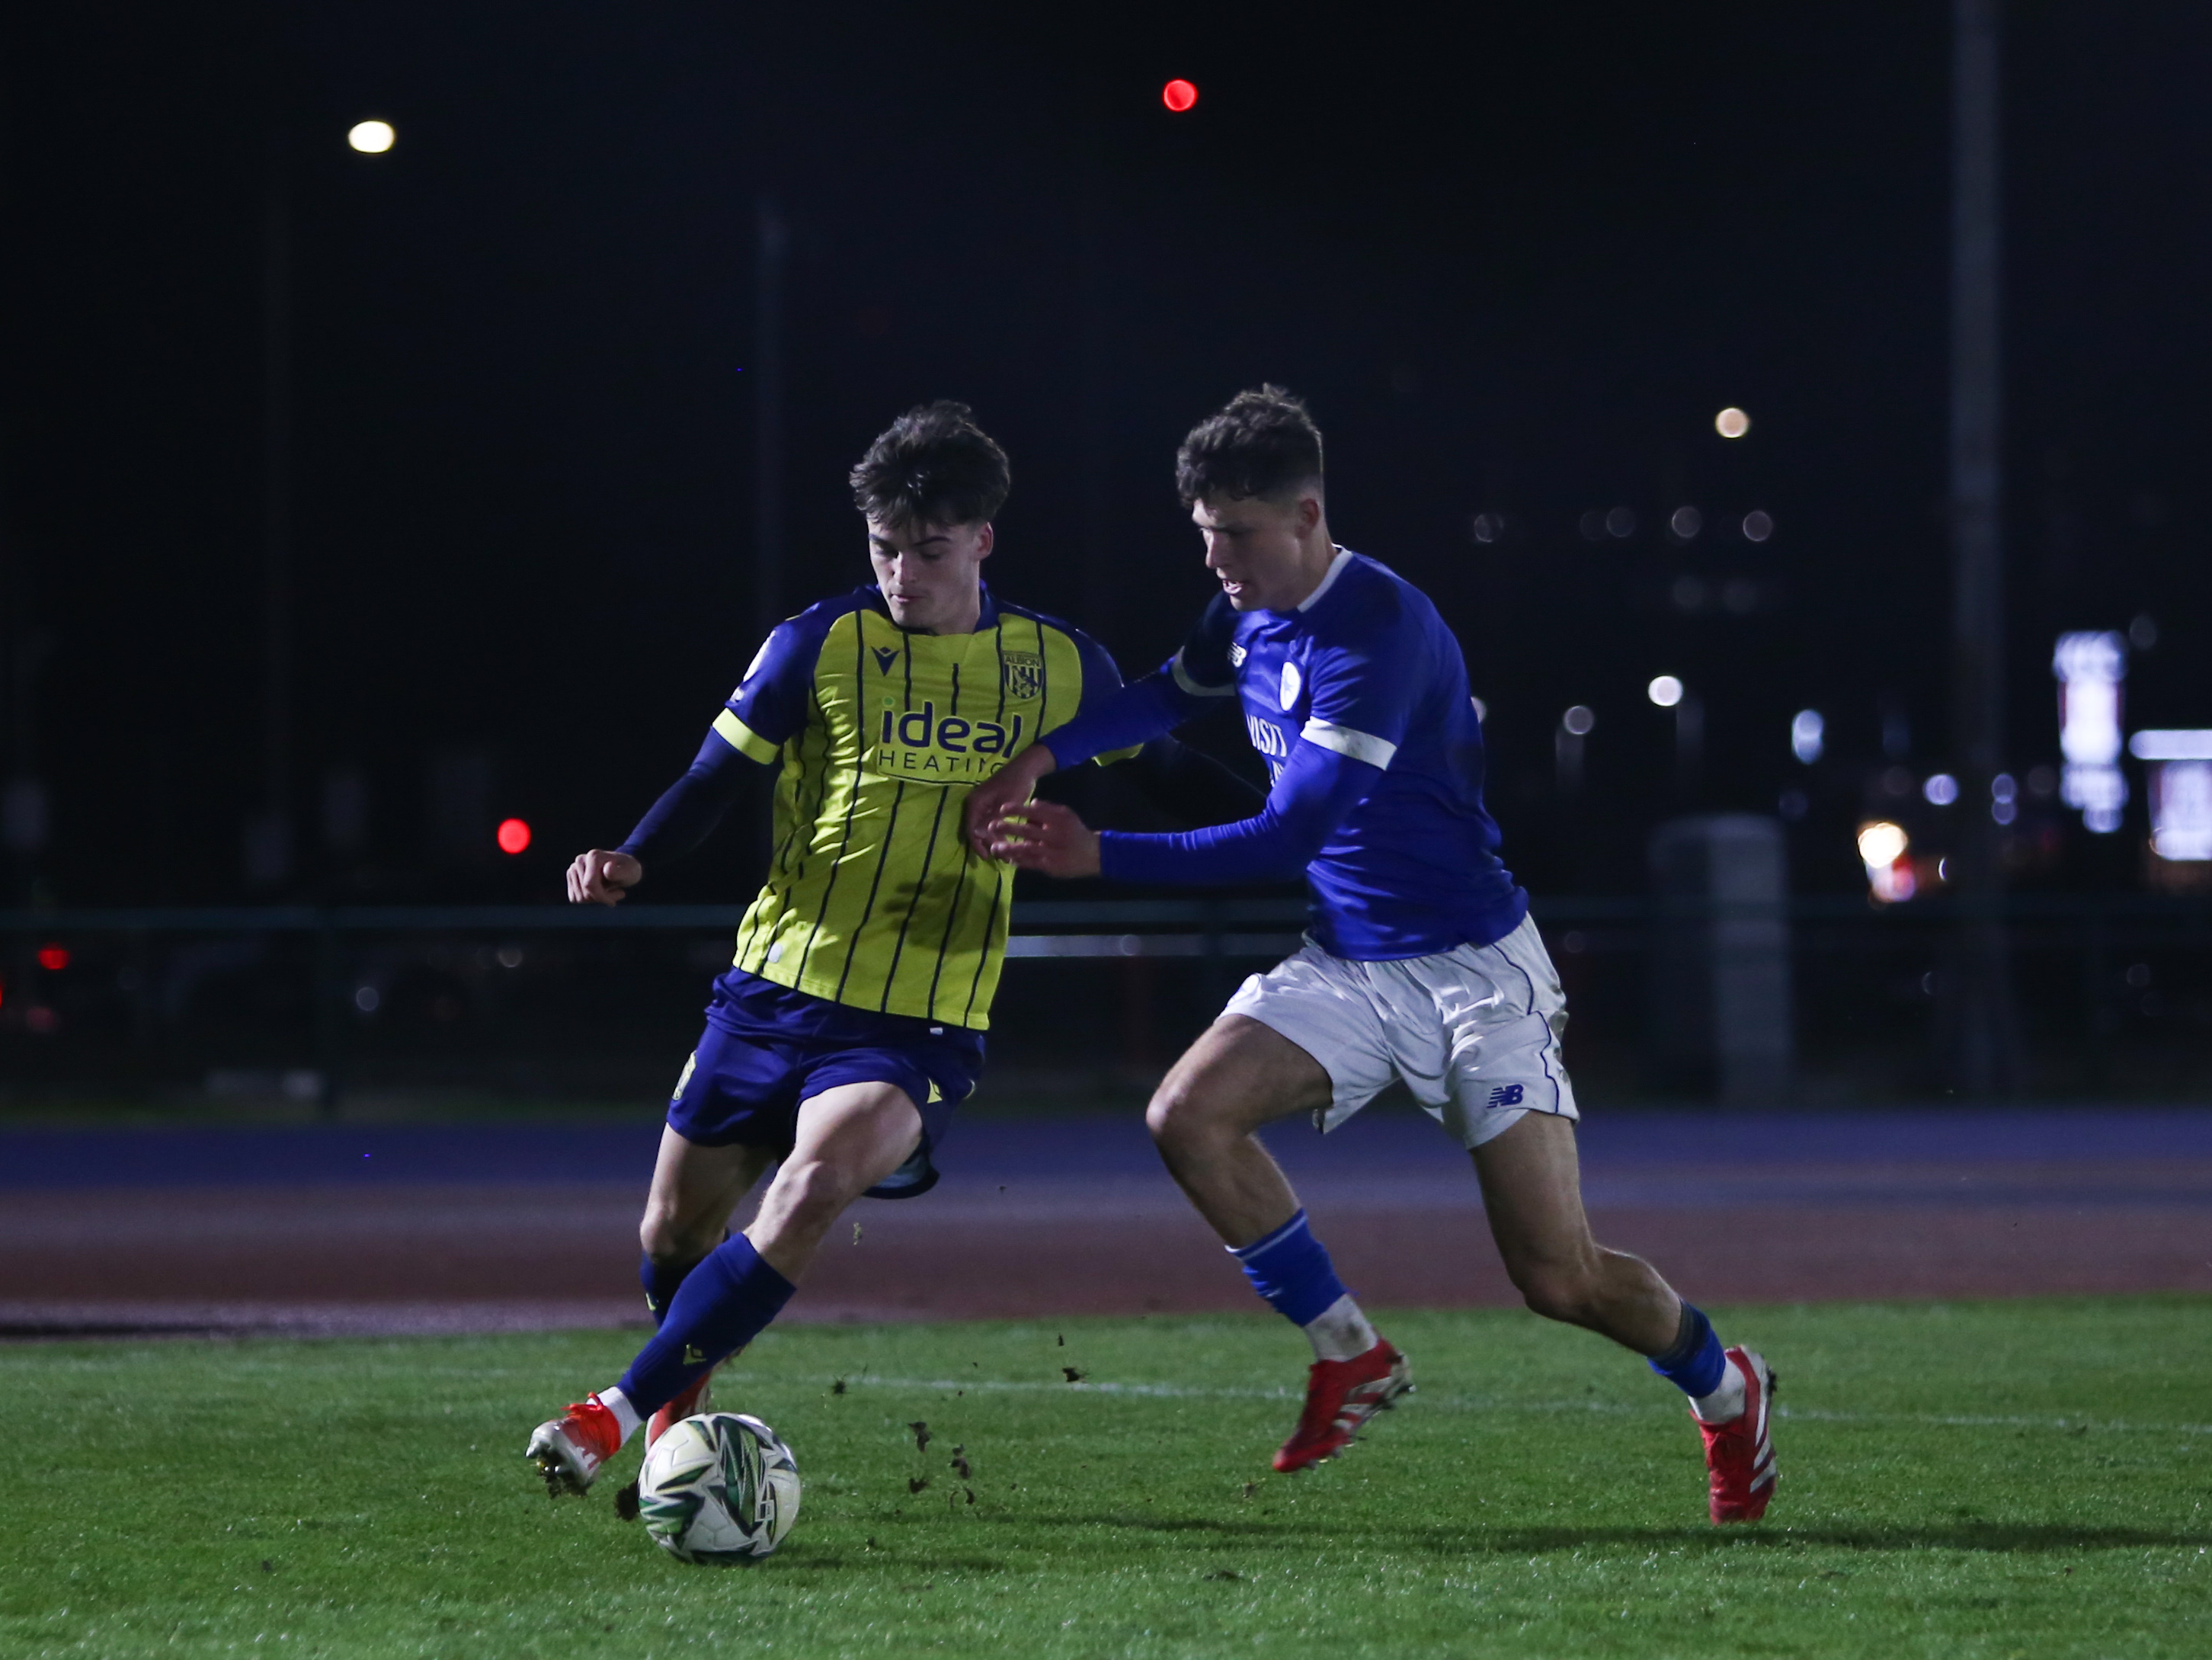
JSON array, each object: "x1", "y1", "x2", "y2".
[{"x1": 872, "y1": 646, "x2": 899, "y2": 675}]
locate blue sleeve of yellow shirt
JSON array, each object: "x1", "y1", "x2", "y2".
[{"x1": 618, "y1": 615, "x2": 821, "y2": 863}]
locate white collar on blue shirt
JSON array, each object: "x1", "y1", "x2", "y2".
[{"x1": 1295, "y1": 547, "x2": 1355, "y2": 614}]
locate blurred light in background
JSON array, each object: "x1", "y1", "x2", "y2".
[
  {"x1": 2054, "y1": 630, "x2": 2128, "y2": 833},
  {"x1": 1742, "y1": 510, "x2": 1774, "y2": 543},
  {"x1": 496, "y1": 818, "x2": 532, "y2": 855},
  {"x1": 1857, "y1": 819, "x2": 1915, "y2": 903},
  {"x1": 1992, "y1": 771, "x2": 2018, "y2": 826},
  {"x1": 1790, "y1": 709, "x2": 1824, "y2": 764},
  {"x1": 1562, "y1": 705, "x2": 1595, "y2": 735},
  {"x1": 1605, "y1": 507, "x2": 1637, "y2": 538},
  {"x1": 1647, "y1": 675, "x2": 1684, "y2": 708},
  {"x1": 1470, "y1": 511, "x2": 1503, "y2": 543},
  {"x1": 1714, "y1": 407, "x2": 1750, "y2": 438},
  {"x1": 2131, "y1": 729, "x2": 2212, "y2": 761},
  {"x1": 347, "y1": 120, "x2": 396, "y2": 154},
  {"x1": 1669, "y1": 505, "x2": 1702, "y2": 540},
  {"x1": 1923, "y1": 772, "x2": 1960, "y2": 806},
  {"x1": 1161, "y1": 79, "x2": 1198, "y2": 112},
  {"x1": 36, "y1": 944, "x2": 69, "y2": 972},
  {"x1": 2149, "y1": 761, "x2": 2212, "y2": 861}
]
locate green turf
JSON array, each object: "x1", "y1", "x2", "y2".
[{"x1": 3, "y1": 1298, "x2": 2207, "y2": 1658}]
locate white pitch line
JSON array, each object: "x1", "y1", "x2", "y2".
[{"x1": 719, "y1": 1371, "x2": 2212, "y2": 1438}]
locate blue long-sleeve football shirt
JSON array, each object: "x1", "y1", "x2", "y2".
[{"x1": 1038, "y1": 549, "x2": 1528, "y2": 960}]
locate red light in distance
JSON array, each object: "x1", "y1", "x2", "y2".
[
  {"x1": 1162, "y1": 79, "x2": 1198, "y2": 113},
  {"x1": 36, "y1": 944, "x2": 69, "y2": 973},
  {"x1": 496, "y1": 818, "x2": 532, "y2": 856}
]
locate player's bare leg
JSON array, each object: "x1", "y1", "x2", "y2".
[
  {"x1": 1473, "y1": 1110, "x2": 1776, "y2": 1522},
  {"x1": 528, "y1": 1084, "x2": 923, "y2": 1495},
  {"x1": 1146, "y1": 1015, "x2": 1412, "y2": 1471},
  {"x1": 632, "y1": 1128, "x2": 777, "y2": 1444},
  {"x1": 742, "y1": 1082, "x2": 924, "y2": 1280},
  {"x1": 1468, "y1": 1110, "x2": 1679, "y2": 1353},
  {"x1": 1145, "y1": 1015, "x2": 1328, "y2": 1244}
]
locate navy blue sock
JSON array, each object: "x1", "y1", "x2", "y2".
[
  {"x1": 1647, "y1": 1299, "x2": 1728, "y2": 1399},
  {"x1": 1231, "y1": 1210, "x2": 1349, "y2": 1328},
  {"x1": 618, "y1": 1233, "x2": 795, "y2": 1416},
  {"x1": 640, "y1": 1252, "x2": 699, "y2": 1328}
]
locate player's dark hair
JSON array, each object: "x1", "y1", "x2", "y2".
[
  {"x1": 1176, "y1": 385, "x2": 1325, "y2": 505},
  {"x1": 849, "y1": 401, "x2": 1010, "y2": 528}
]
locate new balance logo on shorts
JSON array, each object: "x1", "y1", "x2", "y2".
[{"x1": 1487, "y1": 1084, "x2": 1525, "y2": 1107}]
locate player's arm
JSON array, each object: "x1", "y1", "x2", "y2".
[
  {"x1": 1112, "y1": 736, "x2": 1266, "y2": 826},
  {"x1": 566, "y1": 620, "x2": 815, "y2": 907},
  {"x1": 991, "y1": 616, "x2": 1415, "y2": 883},
  {"x1": 962, "y1": 597, "x2": 1239, "y2": 853},
  {"x1": 988, "y1": 739, "x2": 1380, "y2": 881}
]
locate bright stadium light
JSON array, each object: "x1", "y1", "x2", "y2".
[
  {"x1": 347, "y1": 120, "x2": 396, "y2": 154},
  {"x1": 1857, "y1": 821, "x2": 1907, "y2": 867},
  {"x1": 1857, "y1": 819, "x2": 1916, "y2": 903},
  {"x1": 1161, "y1": 79, "x2": 1198, "y2": 113},
  {"x1": 1647, "y1": 675, "x2": 1684, "y2": 708},
  {"x1": 1715, "y1": 407, "x2": 1750, "y2": 438}
]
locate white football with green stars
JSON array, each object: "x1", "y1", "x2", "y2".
[{"x1": 635, "y1": 1412, "x2": 801, "y2": 1565}]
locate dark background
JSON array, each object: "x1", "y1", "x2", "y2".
[{"x1": 5, "y1": 1, "x2": 2209, "y2": 909}]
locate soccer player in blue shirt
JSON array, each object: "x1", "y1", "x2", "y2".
[
  {"x1": 525, "y1": 402, "x2": 1251, "y2": 1498},
  {"x1": 967, "y1": 388, "x2": 1777, "y2": 1524}
]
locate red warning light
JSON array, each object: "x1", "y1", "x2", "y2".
[
  {"x1": 496, "y1": 818, "x2": 532, "y2": 856},
  {"x1": 1162, "y1": 79, "x2": 1198, "y2": 114},
  {"x1": 36, "y1": 944, "x2": 69, "y2": 973}
]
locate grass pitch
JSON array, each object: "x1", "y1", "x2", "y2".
[{"x1": 3, "y1": 1298, "x2": 2207, "y2": 1658}]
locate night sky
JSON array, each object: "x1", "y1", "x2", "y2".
[{"x1": 5, "y1": 2, "x2": 2209, "y2": 906}]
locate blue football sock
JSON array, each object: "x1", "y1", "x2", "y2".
[
  {"x1": 1647, "y1": 1299, "x2": 1729, "y2": 1399},
  {"x1": 639, "y1": 1252, "x2": 699, "y2": 1328},
  {"x1": 1231, "y1": 1210, "x2": 1350, "y2": 1328},
  {"x1": 618, "y1": 1233, "x2": 795, "y2": 1416}
]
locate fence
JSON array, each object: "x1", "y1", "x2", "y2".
[{"x1": 1, "y1": 895, "x2": 2208, "y2": 1108}]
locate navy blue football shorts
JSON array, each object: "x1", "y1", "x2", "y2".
[{"x1": 664, "y1": 968, "x2": 984, "y2": 1200}]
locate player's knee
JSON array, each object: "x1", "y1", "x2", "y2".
[
  {"x1": 1509, "y1": 1257, "x2": 1602, "y2": 1326},
  {"x1": 1145, "y1": 1083, "x2": 1220, "y2": 1155},
  {"x1": 639, "y1": 1207, "x2": 707, "y2": 1266},
  {"x1": 768, "y1": 1156, "x2": 859, "y2": 1229}
]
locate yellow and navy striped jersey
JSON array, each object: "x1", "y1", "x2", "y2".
[{"x1": 710, "y1": 585, "x2": 1128, "y2": 1030}]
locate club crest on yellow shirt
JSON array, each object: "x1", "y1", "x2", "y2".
[{"x1": 1000, "y1": 651, "x2": 1043, "y2": 700}]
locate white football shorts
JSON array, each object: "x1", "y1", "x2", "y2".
[{"x1": 1222, "y1": 913, "x2": 1578, "y2": 1149}]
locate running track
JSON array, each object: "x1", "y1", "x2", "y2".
[{"x1": 4, "y1": 1107, "x2": 2210, "y2": 1338}]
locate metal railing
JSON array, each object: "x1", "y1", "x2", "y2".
[{"x1": 0, "y1": 896, "x2": 2207, "y2": 1106}]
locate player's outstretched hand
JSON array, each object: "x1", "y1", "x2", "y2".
[
  {"x1": 964, "y1": 743, "x2": 1060, "y2": 859},
  {"x1": 984, "y1": 800, "x2": 1101, "y2": 880},
  {"x1": 567, "y1": 848, "x2": 642, "y2": 906}
]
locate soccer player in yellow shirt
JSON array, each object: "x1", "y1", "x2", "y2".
[{"x1": 526, "y1": 402, "x2": 1245, "y2": 1493}]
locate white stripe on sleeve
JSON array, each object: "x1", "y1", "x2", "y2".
[
  {"x1": 1301, "y1": 719, "x2": 1397, "y2": 768},
  {"x1": 1171, "y1": 650, "x2": 1238, "y2": 697}
]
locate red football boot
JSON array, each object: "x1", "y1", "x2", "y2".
[
  {"x1": 1272, "y1": 1340, "x2": 1413, "y2": 1473},
  {"x1": 1695, "y1": 1347, "x2": 1778, "y2": 1524},
  {"x1": 647, "y1": 1368, "x2": 715, "y2": 1448},
  {"x1": 524, "y1": 1395, "x2": 624, "y2": 1497}
]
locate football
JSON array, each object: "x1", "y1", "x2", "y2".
[{"x1": 635, "y1": 1412, "x2": 802, "y2": 1565}]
